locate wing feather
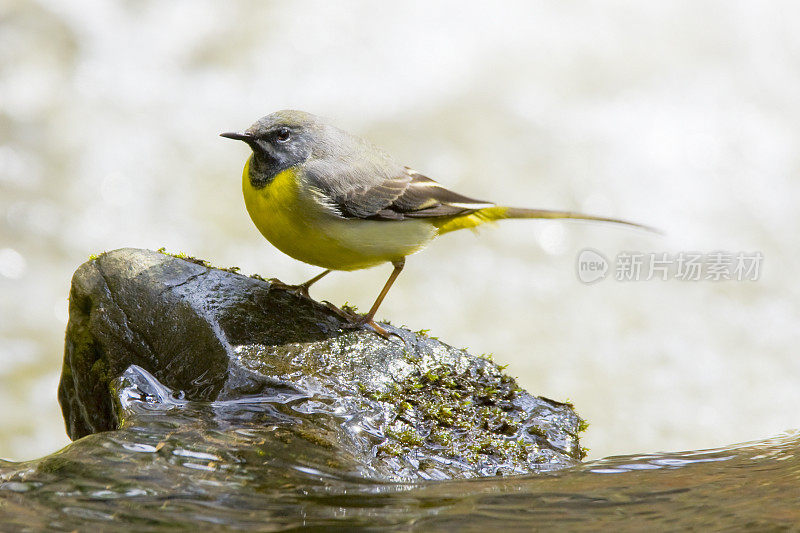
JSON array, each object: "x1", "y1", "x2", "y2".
[
  {"x1": 338, "y1": 174, "x2": 411, "y2": 218},
  {"x1": 332, "y1": 168, "x2": 494, "y2": 220}
]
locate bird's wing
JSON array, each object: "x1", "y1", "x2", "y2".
[
  {"x1": 383, "y1": 169, "x2": 496, "y2": 219},
  {"x1": 309, "y1": 166, "x2": 495, "y2": 221}
]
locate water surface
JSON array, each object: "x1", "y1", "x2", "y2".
[{"x1": 2, "y1": 366, "x2": 797, "y2": 530}]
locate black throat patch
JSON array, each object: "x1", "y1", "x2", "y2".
[{"x1": 248, "y1": 154, "x2": 289, "y2": 190}]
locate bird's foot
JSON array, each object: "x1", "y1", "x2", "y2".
[
  {"x1": 336, "y1": 313, "x2": 392, "y2": 339},
  {"x1": 321, "y1": 301, "x2": 359, "y2": 320},
  {"x1": 366, "y1": 320, "x2": 391, "y2": 339},
  {"x1": 322, "y1": 302, "x2": 391, "y2": 338},
  {"x1": 267, "y1": 278, "x2": 311, "y2": 299}
]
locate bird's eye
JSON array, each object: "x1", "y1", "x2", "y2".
[{"x1": 275, "y1": 127, "x2": 291, "y2": 143}]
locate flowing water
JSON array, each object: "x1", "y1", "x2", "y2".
[{"x1": 2, "y1": 367, "x2": 798, "y2": 531}]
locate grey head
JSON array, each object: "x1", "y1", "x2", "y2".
[
  {"x1": 221, "y1": 110, "x2": 403, "y2": 191},
  {"x1": 220, "y1": 110, "x2": 324, "y2": 188}
]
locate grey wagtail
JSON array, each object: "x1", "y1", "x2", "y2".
[{"x1": 222, "y1": 110, "x2": 650, "y2": 337}]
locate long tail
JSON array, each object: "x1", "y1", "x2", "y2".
[{"x1": 433, "y1": 206, "x2": 659, "y2": 235}]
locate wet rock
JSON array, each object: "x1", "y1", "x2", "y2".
[{"x1": 58, "y1": 248, "x2": 584, "y2": 479}]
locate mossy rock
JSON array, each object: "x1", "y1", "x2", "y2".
[{"x1": 58, "y1": 248, "x2": 584, "y2": 479}]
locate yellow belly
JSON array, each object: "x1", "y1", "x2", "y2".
[{"x1": 242, "y1": 159, "x2": 437, "y2": 271}]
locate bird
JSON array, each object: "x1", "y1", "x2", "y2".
[{"x1": 221, "y1": 110, "x2": 650, "y2": 337}]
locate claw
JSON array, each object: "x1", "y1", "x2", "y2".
[
  {"x1": 266, "y1": 269, "x2": 331, "y2": 300},
  {"x1": 266, "y1": 268, "x2": 398, "y2": 340},
  {"x1": 322, "y1": 301, "x2": 359, "y2": 320},
  {"x1": 267, "y1": 278, "x2": 310, "y2": 299},
  {"x1": 337, "y1": 313, "x2": 393, "y2": 339},
  {"x1": 320, "y1": 302, "x2": 391, "y2": 339},
  {"x1": 365, "y1": 319, "x2": 391, "y2": 339}
]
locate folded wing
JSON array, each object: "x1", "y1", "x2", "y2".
[{"x1": 332, "y1": 168, "x2": 495, "y2": 221}]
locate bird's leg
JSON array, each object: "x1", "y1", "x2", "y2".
[
  {"x1": 296, "y1": 269, "x2": 332, "y2": 298},
  {"x1": 268, "y1": 269, "x2": 331, "y2": 299},
  {"x1": 347, "y1": 258, "x2": 405, "y2": 338}
]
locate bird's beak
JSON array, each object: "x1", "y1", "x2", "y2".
[{"x1": 220, "y1": 131, "x2": 255, "y2": 142}]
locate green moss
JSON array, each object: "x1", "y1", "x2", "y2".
[
  {"x1": 528, "y1": 425, "x2": 547, "y2": 439},
  {"x1": 377, "y1": 442, "x2": 403, "y2": 457},
  {"x1": 577, "y1": 419, "x2": 590, "y2": 433},
  {"x1": 386, "y1": 427, "x2": 423, "y2": 447},
  {"x1": 402, "y1": 350, "x2": 421, "y2": 364},
  {"x1": 429, "y1": 429, "x2": 453, "y2": 446},
  {"x1": 156, "y1": 247, "x2": 210, "y2": 267},
  {"x1": 340, "y1": 302, "x2": 358, "y2": 314},
  {"x1": 423, "y1": 370, "x2": 441, "y2": 383},
  {"x1": 414, "y1": 328, "x2": 439, "y2": 340},
  {"x1": 362, "y1": 382, "x2": 402, "y2": 403},
  {"x1": 367, "y1": 358, "x2": 548, "y2": 465},
  {"x1": 90, "y1": 357, "x2": 109, "y2": 384},
  {"x1": 156, "y1": 248, "x2": 241, "y2": 274},
  {"x1": 435, "y1": 405, "x2": 453, "y2": 420},
  {"x1": 369, "y1": 391, "x2": 392, "y2": 402}
]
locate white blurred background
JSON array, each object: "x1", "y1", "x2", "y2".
[{"x1": 1, "y1": 0, "x2": 799, "y2": 462}]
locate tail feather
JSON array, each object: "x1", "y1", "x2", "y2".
[{"x1": 433, "y1": 206, "x2": 659, "y2": 235}]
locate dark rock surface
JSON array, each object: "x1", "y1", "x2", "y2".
[{"x1": 58, "y1": 248, "x2": 583, "y2": 479}]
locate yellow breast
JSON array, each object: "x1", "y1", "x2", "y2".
[{"x1": 241, "y1": 158, "x2": 437, "y2": 271}]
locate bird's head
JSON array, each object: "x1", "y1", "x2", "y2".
[{"x1": 221, "y1": 110, "x2": 321, "y2": 186}]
